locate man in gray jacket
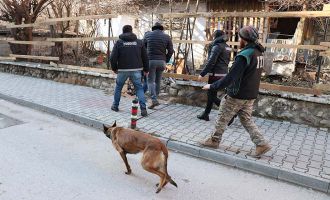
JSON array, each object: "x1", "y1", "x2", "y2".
[{"x1": 144, "y1": 22, "x2": 174, "y2": 109}]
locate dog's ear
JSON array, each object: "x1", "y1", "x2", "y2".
[
  {"x1": 103, "y1": 124, "x2": 111, "y2": 132},
  {"x1": 112, "y1": 120, "x2": 117, "y2": 127}
]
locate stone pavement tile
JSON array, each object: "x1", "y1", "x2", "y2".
[
  {"x1": 313, "y1": 149, "x2": 325, "y2": 156},
  {"x1": 271, "y1": 155, "x2": 284, "y2": 164},
  {"x1": 277, "y1": 144, "x2": 289, "y2": 152},
  {"x1": 272, "y1": 135, "x2": 283, "y2": 141},
  {"x1": 323, "y1": 160, "x2": 330, "y2": 168},
  {"x1": 298, "y1": 155, "x2": 311, "y2": 163},
  {"x1": 311, "y1": 155, "x2": 324, "y2": 162},
  {"x1": 303, "y1": 140, "x2": 315, "y2": 146},
  {"x1": 322, "y1": 167, "x2": 330, "y2": 175},
  {"x1": 291, "y1": 140, "x2": 304, "y2": 146},
  {"x1": 308, "y1": 161, "x2": 323, "y2": 169},
  {"x1": 294, "y1": 135, "x2": 305, "y2": 141},
  {"x1": 300, "y1": 149, "x2": 313, "y2": 156},
  {"x1": 293, "y1": 167, "x2": 308, "y2": 173},
  {"x1": 302, "y1": 144, "x2": 313, "y2": 151},
  {"x1": 282, "y1": 162, "x2": 294, "y2": 170},
  {"x1": 287, "y1": 149, "x2": 299, "y2": 156},
  {"x1": 295, "y1": 161, "x2": 308, "y2": 170},
  {"x1": 284, "y1": 155, "x2": 298, "y2": 163},
  {"x1": 307, "y1": 167, "x2": 321, "y2": 177},
  {"x1": 281, "y1": 140, "x2": 292, "y2": 146},
  {"x1": 274, "y1": 149, "x2": 287, "y2": 157}
]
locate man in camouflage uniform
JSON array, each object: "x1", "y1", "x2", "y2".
[{"x1": 200, "y1": 26, "x2": 271, "y2": 158}]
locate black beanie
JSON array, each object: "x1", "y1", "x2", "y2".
[
  {"x1": 122, "y1": 25, "x2": 133, "y2": 33},
  {"x1": 152, "y1": 22, "x2": 164, "y2": 31},
  {"x1": 213, "y1": 30, "x2": 225, "y2": 39},
  {"x1": 239, "y1": 26, "x2": 259, "y2": 42}
]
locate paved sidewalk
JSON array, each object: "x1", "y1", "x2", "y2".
[{"x1": 0, "y1": 72, "x2": 330, "y2": 193}]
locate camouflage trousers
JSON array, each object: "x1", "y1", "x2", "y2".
[{"x1": 211, "y1": 95, "x2": 267, "y2": 146}]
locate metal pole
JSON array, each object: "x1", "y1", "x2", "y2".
[
  {"x1": 316, "y1": 52, "x2": 323, "y2": 84},
  {"x1": 131, "y1": 98, "x2": 139, "y2": 129},
  {"x1": 107, "y1": 18, "x2": 111, "y2": 69},
  {"x1": 316, "y1": 18, "x2": 328, "y2": 84}
]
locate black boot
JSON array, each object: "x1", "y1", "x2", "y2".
[{"x1": 197, "y1": 112, "x2": 210, "y2": 121}]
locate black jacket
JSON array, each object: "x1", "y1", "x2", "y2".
[
  {"x1": 200, "y1": 36, "x2": 231, "y2": 77},
  {"x1": 143, "y1": 30, "x2": 174, "y2": 62},
  {"x1": 210, "y1": 43, "x2": 265, "y2": 100},
  {"x1": 110, "y1": 32, "x2": 149, "y2": 72}
]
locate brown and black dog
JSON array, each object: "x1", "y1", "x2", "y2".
[{"x1": 103, "y1": 121, "x2": 177, "y2": 193}]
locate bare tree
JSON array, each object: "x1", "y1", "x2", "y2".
[
  {"x1": 0, "y1": 0, "x2": 52, "y2": 55},
  {"x1": 47, "y1": 0, "x2": 79, "y2": 61}
]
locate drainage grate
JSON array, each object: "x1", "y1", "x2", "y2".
[{"x1": 0, "y1": 113, "x2": 24, "y2": 129}]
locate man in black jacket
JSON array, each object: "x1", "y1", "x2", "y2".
[
  {"x1": 144, "y1": 22, "x2": 174, "y2": 109},
  {"x1": 200, "y1": 26, "x2": 271, "y2": 158},
  {"x1": 197, "y1": 30, "x2": 231, "y2": 121},
  {"x1": 110, "y1": 25, "x2": 149, "y2": 117}
]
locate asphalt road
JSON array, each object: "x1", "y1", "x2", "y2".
[{"x1": 0, "y1": 99, "x2": 329, "y2": 200}]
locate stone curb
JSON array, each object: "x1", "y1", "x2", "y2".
[{"x1": 1, "y1": 92, "x2": 329, "y2": 193}]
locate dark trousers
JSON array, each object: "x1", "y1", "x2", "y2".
[{"x1": 204, "y1": 76, "x2": 223, "y2": 115}]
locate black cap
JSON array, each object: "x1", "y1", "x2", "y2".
[
  {"x1": 213, "y1": 30, "x2": 225, "y2": 39},
  {"x1": 122, "y1": 25, "x2": 133, "y2": 33}
]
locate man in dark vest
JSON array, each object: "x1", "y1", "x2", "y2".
[
  {"x1": 200, "y1": 26, "x2": 271, "y2": 158},
  {"x1": 110, "y1": 25, "x2": 149, "y2": 117}
]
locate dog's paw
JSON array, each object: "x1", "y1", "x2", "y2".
[
  {"x1": 155, "y1": 188, "x2": 162, "y2": 193},
  {"x1": 125, "y1": 170, "x2": 132, "y2": 175}
]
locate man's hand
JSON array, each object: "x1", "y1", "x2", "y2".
[
  {"x1": 113, "y1": 70, "x2": 118, "y2": 74},
  {"x1": 198, "y1": 75, "x2": 203, "y2": 81},
  {"x1": 202, "y1": 84, "x2": 211, "y2": 90},
  {"x1": 144, "y1": 72, "x2": 149, "y2": 76}
]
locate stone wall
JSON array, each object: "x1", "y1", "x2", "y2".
[
  {"x1": 167, "y1": 80, "x2": 330, "y2": 129},
  {"x1": 0, "y1": 61, "x2": 116, "y2": 92}
]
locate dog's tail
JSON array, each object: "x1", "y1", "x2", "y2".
[{"x1": 161, "y1": 145, "x2": 178, "y2": 188}]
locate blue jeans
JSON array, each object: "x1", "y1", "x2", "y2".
[
  {"x1": 142, "y1": 73, "x2": 148, "y2": 93},
  {"x1": 147, "y1": 60, "x2": 166, "y2": 102},
  {"x1": 113, "y1": 71, "x2": 146, "y2": 110}
]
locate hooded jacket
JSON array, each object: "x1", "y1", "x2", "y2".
[
  {"x1": 110, "y1": 32, "x2": 149, "y2": 72},
  {"x1": 200, "y1": 35, "x2": 231, "y2": 77}
]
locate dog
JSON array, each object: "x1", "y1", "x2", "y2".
[{"x1": 103, "y1": 121, "x2": 177, "y2": 193}]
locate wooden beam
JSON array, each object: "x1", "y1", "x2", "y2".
[
  {"x1": 46, "y1": 37, "x2": 118, "y2": 42},
  {"x1": 55, "y1": 64, "x2": 112, "y2": 74},
  {"x1": 320, "y1": 42, "x2": 330, "y2": 47},
  {"x1": 7, "y1": 41, "x2": 55, "y2": 46},
  {"x1": 163, "y1": 72, "x2": 208, "y2": 82},
  {"x1": 0, "y1": 56, "x2": 16, "y2": 61},
  {"x1": 6, "y1": 14, "x2": 117, "y2": 29},
  {"x1": 162, "y1": 73, "x2": 322, "y2": 95},
  {"x1": 259, "y1": 83, "x2": 321, "y2": 96},
  {"x1": 9, "y1": 54, "x2": 59, "y2": 61},
  {"x1": 314, "y1": 83, "x2": 330, "y2": 92},
  {"x1": 160, "y1": 11, "x2": 330, "y2": 19},
  {"x1": 320, "y1": 51, "x2": 330, "y2": 56},
  {"x1": 172, "y1": 40, "x2": 329, "y2": 50}
]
